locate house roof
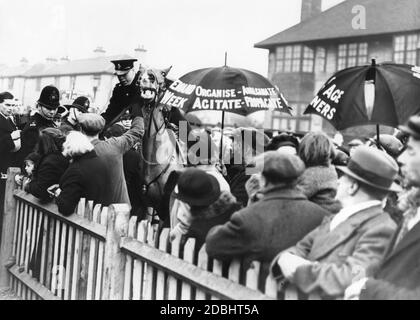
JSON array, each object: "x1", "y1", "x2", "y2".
[
  {"x1": 24, "y1": 54, "x2": 134, "y2": 77},
  {"x1": 0, "y1": 64, "x2": 32, "y2": 77},
  {"x1": 255, "y1": 0, "x2": 420, "y2": 49},
  {"x1": 0, "y1": 54, "x2": 135, "y2": 78}
]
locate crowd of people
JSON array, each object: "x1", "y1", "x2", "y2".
[{"x1": 1, "y1": 57, "x2": 420, "y2": 300}]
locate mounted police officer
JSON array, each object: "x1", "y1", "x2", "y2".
[
  {"x1": 101, "y1": 58, "x2": 143, "y2": 126},
  {"x1": 16, "y1": 85, "x2": 62, "y2": 166}
]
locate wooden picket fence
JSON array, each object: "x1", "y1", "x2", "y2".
[{"x1": 0, "y1": 167, "x2": 287, "y2": 300}]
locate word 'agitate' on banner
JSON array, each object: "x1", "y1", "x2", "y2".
[{"x1": 309, "y1": 83, "x2": 345, "y2": 120}]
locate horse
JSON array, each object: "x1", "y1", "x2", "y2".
[{"x1": 136, "y1": 66, "x2": 188, "y2": 223}]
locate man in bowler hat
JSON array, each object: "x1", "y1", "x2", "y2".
[
  {"x1": 345, "y1": 115, "x2": 420, "y2": 300},
  {"x1": 16, "y1": 85, "x2": 62, "y2": 166},
  {"x1": 271, "y1": 146, "x2": 398, "y2": 299},
  {"x1": 101, "y1": 59, "x2": 142, "y2": 125}
]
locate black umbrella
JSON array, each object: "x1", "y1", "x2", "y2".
[
  {"x1": 160, "y1": 64, "x2": 291, "y2": 158},
  {"x1": 304, "y1": 60, "x2": 420, "y2": 133}
]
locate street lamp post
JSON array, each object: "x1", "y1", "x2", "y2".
[{"x1": 92, "y1": 75, "x2": 101, "y2": 102}]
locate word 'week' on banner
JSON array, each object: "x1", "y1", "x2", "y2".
[
  {"x1": 308, "y1": 81, "x2": 344, "y2": 120},
  {"x1": 160, "y1": 79, "x2": 288, "y2": 111}
]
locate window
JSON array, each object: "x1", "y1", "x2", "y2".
[
  {"x1": 315, "y1": 47, "x2": 327, "y2": 72},
  {"x1": 36, "y1": 78, "x2": 41, "y2": 91},
  {"x1": 299, "y1": 119, "x2": 311, "y2": 132},
  {"x1": 271, "y1": 102, "x2": 311, "y2": 133},
  {"x1": 284, "y1": 46, "x2": 292, "y2": 72},
  {"x1": 269, "y1": 52, "x2": 276, "y2": 76},
  {"x1": 275, "y1": 47, "x2": 284, "y2": 72},
  {"x1": 337, "y1": 42, "x2": 368, "y2": 69},
  {"x1": 302, "y1": 46, "x2": 314, "y2": 72},
  {"x1": 272, "y1": 117, "x2": 281, "y2": 130},
  {"x1": 394, "y1": 34, "x2": 420, "y2": 64},
  {"x1": 292, "y1": 45, "x2": 302, "y2": 72},
  {"x1": 8, "y1": 78, "x2": 14, "y2": 90},
  {"x1": 275, "y1": 45, "x2": 303, "y2": 73}
]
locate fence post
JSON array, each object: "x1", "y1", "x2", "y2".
[
  {"x1": 0, "y1": 167, "x2": 20, "y2": 288},
  {"x1": 102, "y1": 204, "x2": 130, "y2": 300}
]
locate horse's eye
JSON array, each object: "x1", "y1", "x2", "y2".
[{"x1": 149, "y1": 74, "x2": 156, "y2": 82}]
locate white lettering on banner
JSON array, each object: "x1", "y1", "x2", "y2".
[
  {"x1": 322, "y1": 84, "x2": 345, "y2": 104},
  {"x1": 161, "y1": 91, "x2": 188, "y2": 108},
  {"x1": 244, "y1": 96, "x2": 284, "y2": 109},
  {"x1": 170, "y1": 80, "x2": 196, "y2": 95},
  {"x1": 242, "y1": 86, "x2": 277, "y2": 96},
  {"x1": 195, "y1": 86, "x2": 236, "y2": 98},
  {"x1": 310, "y1": 95, "x2": 336, "y2": 120},
  {"x1": 192, "y1": 98, "x2": 242, "y2": 110}
]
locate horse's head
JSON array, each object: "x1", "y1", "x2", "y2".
[
  {"x1": 138, "y1": 65, "x2": 184, "y2": 210},
  {"x1": 137, "y1": 65, "x2": 172, "y2": 105}
]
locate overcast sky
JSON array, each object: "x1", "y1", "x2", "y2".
[{"x1": 0, "y1": 0, "x2": 344, "y2": 78}]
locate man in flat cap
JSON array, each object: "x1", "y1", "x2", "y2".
[
  {"x1": 16, "y1": 85, "x2": 62, "y2": 166},
  {"x1": 101, "y1": 58, "x2": 142, "y2": 126},
  {"x1": 345, "y1": 115, "x2": 420, "y2": 300},
  {"x1": 78, "y1": 112, "x2": 143, "y2": 207},
  {"x1": 60, "y1": 96, "x2": 90, "y2": 132},
  {"x1": 271, "y1": 146, "x2": 398, "y2": 299},
  {"x1": 206, "y1": 151, "x2": 329, "y2": 282}
]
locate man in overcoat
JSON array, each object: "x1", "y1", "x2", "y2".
[
  {"x1": 345, "y1": 115, "x2": 420, "y2": 300},
  {"x1": 0, "y1": 92, "x2": 21, "y2": 237},
  {"x1": 271, "y1": 146, "x2": 398, "y2": 299},
  {"x1": 206, "y1": 151, "x2": 329, "y2": 279}
]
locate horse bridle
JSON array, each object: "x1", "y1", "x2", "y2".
[{"x1": 141, "y1": 96, "x2": 177, "y2": 200}]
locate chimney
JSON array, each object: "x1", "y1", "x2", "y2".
[
  {"x1": 301, "y1": 0, "x2": 322, "y2": 21},
  {"x1": 93, "y1": 46, "x2": 106, "y2": 58},
  {"x1": 46, "y1": 57, "x2": 58, "y2": 65},
  {"x1": 60, "y1": 56, "x2": 70, "y2": 63},
  {"x1": 134, "y1": 45, "x2": 147, "y2": 65}
]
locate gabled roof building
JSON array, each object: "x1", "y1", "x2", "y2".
[{"x1": 255, "y1": 0, "x2": 420, "y2": 138}]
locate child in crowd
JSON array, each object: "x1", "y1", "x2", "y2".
[{"x1": 15, "y1": 152, "x2": 40, "y2": 187}]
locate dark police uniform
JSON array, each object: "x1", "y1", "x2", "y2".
[
  {"x1": 101, "y1": 59, "x2": 143, "y2": 125},
  {"x1": 16, "y1": 86, "x2": 60, "y2": 167}
]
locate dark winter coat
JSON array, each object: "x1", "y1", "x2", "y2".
[
  {"x1": 101, "y1": 71, "x2": 143, "y2": 125},
  {"x1": 16, "y1": 112, "x2": 56, "y2": 167},
  {"x1": 297, "y1": 165, "x2": 342, "y2": 214},
  {"x1": 206, "y1": 185, "x2": 329, "y2": 279},
  {"x1": 123, "y1": 148, "x2": 144, "y2": 217},
  {"x1": 0, "y1": 114, "x2": 18, "y2": 185},
  {"x1": 185, "y1": 191, "x2": 242, "y2": 248},
  {"x1": 26, "y1": 152, "x2": 69, "y2": 202},
  {"x1": 225, "y1": 164, "x2": 250, "y2": 207},
  {"x1": 56, "y1": 150, "x2": 110, "y2": 216}
]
